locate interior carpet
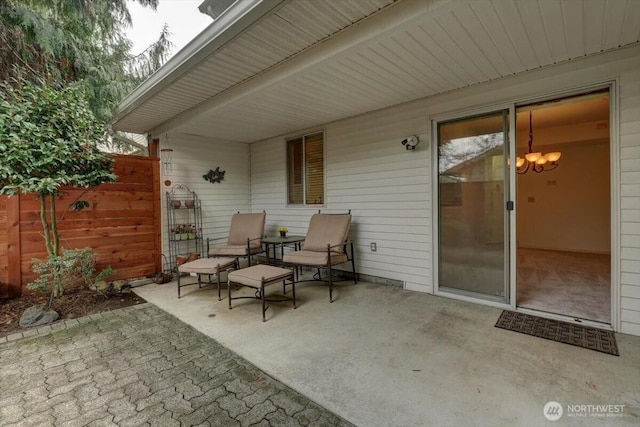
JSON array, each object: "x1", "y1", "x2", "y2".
[{"x1": 495, "y1": 310, "x2": 619, "y2": 356}]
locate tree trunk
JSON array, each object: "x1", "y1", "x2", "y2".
[
  {"x1": 39, "y1": 193, "x2": 64, "y2": 297},
  {"x1": 39, "y1": 193, "x2": 54, "y2": 257},
  {"x1": 51, "y1": 265, "x2": 62, "y2": 298},
  {"x1": 49, "y1": 194, "x2": 63, "y2": 296},
  {"x1": 50, "y1": 194, "x2": 59, "y2": 257}
]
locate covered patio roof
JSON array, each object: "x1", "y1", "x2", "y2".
[{"x1": 112, "y1": 0, "x2": 640, "y2": 143}]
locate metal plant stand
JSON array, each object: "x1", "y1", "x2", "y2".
[{"x1": 166, "y1": 184, "x2": 203, "y2": 277}]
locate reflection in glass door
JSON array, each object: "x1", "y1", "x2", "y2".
[{"x1": 437, "y1": 111, "x2": 510, "y2": 302}]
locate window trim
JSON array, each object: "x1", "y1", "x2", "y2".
[{"x1": 285, "y1": 130, "x2": 326, "y2": 206}]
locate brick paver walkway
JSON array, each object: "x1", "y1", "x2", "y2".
[{"x1": 0, "y1": 303, "x2": 353, "y2": 427}]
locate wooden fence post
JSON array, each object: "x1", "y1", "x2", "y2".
[
  {"x1": 149, "y1": 138, "x2": 159, "y2": 158},
  {"x1": 149, "y1": 144, "x2": 163, "y2": 272}
]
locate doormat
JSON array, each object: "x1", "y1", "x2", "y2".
[{"x1": 495, "y1": 311, "x2": 619, "y2": 356}]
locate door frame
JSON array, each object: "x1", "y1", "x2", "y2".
[
  {"x1": 430, "y1": 102, "x2": 516, "y2": 311},
  {"x1": 511, "y1": 83, "x2": 617, "y2": 330},
  {"x1": 430, "y1": 81, "x2": 618, "y2": 331}
]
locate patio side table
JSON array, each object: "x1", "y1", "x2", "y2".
[{"x1": 262, "y1": 235, "x2": 305, "y2": 266}]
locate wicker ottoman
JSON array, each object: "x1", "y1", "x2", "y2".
[
  {"x1": 227, "y1": 265, "x2": 296, "y2": 322},
  {"x1": 177, "y1": 257, "x2": 237, "y2": 300}
]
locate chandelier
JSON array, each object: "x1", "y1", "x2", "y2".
[{"x1": 516, "y1": 111, "x2": 561, "y2": 174}]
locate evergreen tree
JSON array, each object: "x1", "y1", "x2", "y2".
[
  {"x1": 0, "y1": 1, "x2": 173, "y2": 296},
  {"x1": 0, "y1": 0, "x2": 172, "y2": 123}
]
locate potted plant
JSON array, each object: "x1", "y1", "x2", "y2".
[
  {"x1": 187, "y1": 224, "x2": 196, "y2": 240},
  {"x1": 179, "y1": 224, "x2": 189, "y2": 241},
  {"x1": 279, "y1": 226, "x2": 288, "y2": 238}
]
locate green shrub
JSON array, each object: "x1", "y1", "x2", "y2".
[{"x1": 28, "y1": 247, "x2": 115, "y2": 298}]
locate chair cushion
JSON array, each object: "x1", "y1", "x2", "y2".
[
  {"x1": 302, "y1": 214, "x2": 351, "y2": 253},
  {"x1": 209, "y1": 245, "x2": 264, "y2": 257},
  {"x1": 178, "y1": 257, "x2": 236, "y2": 274},
  {"x1": 228, "y1": 265, "x2": 293, "y2": 288},
  {"x1": 283, "y1": 250, "x2": 348, "y2": 267},
  {"x1": 227, "y1": 212, "x2": 266, "y2": 248}
]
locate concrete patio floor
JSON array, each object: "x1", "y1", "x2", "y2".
[{"x1": 134, "y1": 277, "x2": 640, "y2": 427}]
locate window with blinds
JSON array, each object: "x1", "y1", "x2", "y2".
[{"x1": 287, "y1": 132, "x2": 324, "y2": 205}]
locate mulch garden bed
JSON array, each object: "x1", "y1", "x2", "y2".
[{"x1": 0, "y1": 286, "x2": 146, "y2": 338}]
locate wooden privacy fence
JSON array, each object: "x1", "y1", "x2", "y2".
[{"x1": 0, "y1": 155, "x2": 161, "y2": 298}]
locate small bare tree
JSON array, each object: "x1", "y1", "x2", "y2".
[{"x1": 0, "y1": 80, "x2": 117, "y2": 297}]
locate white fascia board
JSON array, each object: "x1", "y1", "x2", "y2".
[{"x1": 112, "y1": 0, "x2": 286, "y2": 127}]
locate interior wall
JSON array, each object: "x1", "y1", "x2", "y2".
[
  {"x1": 157, "y1": 133, "x2": 250, "y2": 259},
  {"x1": 517, "y1": 139, "x2": 611, "y2": 254}
]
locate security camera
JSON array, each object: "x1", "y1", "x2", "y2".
[{"x1": 401, "y1": 135, "x2": 419, "y2": 150}]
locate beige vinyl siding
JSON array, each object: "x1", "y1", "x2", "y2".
[
  {"x1": 158, "y1": 133, "x2": 250, "y2": 256},
  {"x1": 326, "y1": 109, "x2": 430, "y2": 291},
  {"x1": 251, "y1": 139, "x2": 315, "y2": 234},
  {"x1": 248, "y1": 47, "x2": 640, "y2": 334},
  {"x1": 251, "y1": 106, "x2": 431, "y2": 292},
  {"x1": 251, "y1": 139, "x2": 287, "y2": 213},
  {"x1": 619, "y1": 68, "x2": 640, "y2": 336}
]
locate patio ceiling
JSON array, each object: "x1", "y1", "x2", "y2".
[{"x1": 112, "y1": 0, "x2": 640, "y2": 143}]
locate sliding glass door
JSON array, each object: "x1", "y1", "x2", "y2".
[{"x1": 436, "y1": 110, "x2": 510, "y2": 303}]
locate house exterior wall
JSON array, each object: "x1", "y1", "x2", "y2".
[
  {"x1": 619, "y1": 66, "x2": 640, "y2": 336},
  {"x1": 158, "y1": 133, "x2": 250, "y2": 262},
  {"x1": 250, "y1": 107, "x2": 432, "y2": 292},
  {"x1": 249, "y1": 46, "x2": 640, "y2": 335}
]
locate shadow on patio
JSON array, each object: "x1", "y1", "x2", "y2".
[{"x1": 134, "y1": 277, "x2": 640, "y2": 427}]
